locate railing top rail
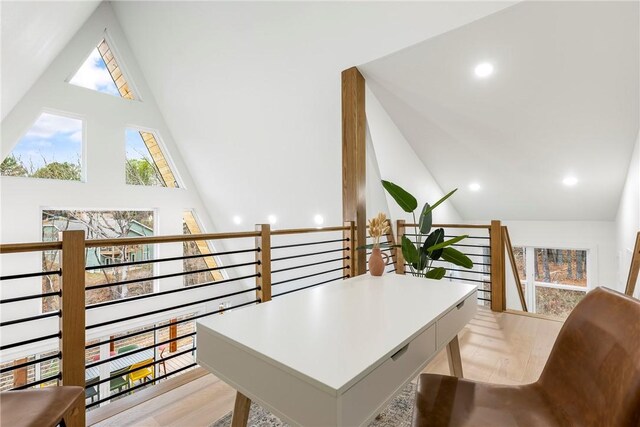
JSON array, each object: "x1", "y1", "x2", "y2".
[
  {"x1": 403, "y1": 223, "x2": 491, "y2": 230},
  {"x1": 0, "y1": 241, "x2": 63, "y2": 254},
  {"x1": 0, "y1": 225, "x2": 353, "y2": 253},
  {"x1": 84, "y1": 230, "x2": 261, "y2": 248},
  {"x1": 270, "y1": 225, "x2": 350, "y2": 236}
]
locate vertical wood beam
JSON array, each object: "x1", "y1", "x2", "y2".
[
  {"x1": 490, "y1": 220, "x2": 505, "y2": 311},
  {"x1": 60, "y1": 230, "x2": 86, "y2": 425},
  {"x1": 344, "y1": 221, "x2": 356, "y2": 278},
  {"x1": 625, "y1": 232, "x2": 640, "y2": 297},
  {"x1": 385, "y1": 220, "x2": 398, "y2": 273},
  {"x1": 502, "y1": 226, "x2": 528, "y2": 312},
  {"x1": 342, "y1": 67, "x2": 366, "y2": 276},
  {"x1": 395, "y1": 220, "x2": 406, "y2": 275},
  {"x1": 256, "y1": 224, "x2": 271, "y2": 302},
  {"x1": 169, "y1": 320, "x2": 178, "y2": 352}
]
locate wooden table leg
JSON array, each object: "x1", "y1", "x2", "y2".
[
  {"x1": 231, "y1": 391, "x2": 251, "y2": 427},
  {"x1": 446, "y1": 335, "x2": 464, "y2": 378}
]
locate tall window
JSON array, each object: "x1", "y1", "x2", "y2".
[
  {"x1": 513, "y1": 246, "x2": 588, "y2": 318},
  {"x1": 182, "y1": 211, "x2": 222, "y2": 286},
  {"x1": 1, "y1": 113, "x2": 82, "y2": 181},
  {"x1": 126, "y1": 129, "x2": 179, "y2": 187},
  {"x1": 41, "y1": 210, "x2": 155, "y2": 312}
]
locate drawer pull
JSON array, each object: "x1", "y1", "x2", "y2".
[
  {"x1": 391, "y1": 343, "x2": 409, "y2": 361},
  {"x1": 456, "y1": 300, "x2": 465, "y2": 310}
]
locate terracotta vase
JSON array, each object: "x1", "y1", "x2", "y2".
[{"x1": 368, "y1": 247, "x2": 389, "y2": 276}]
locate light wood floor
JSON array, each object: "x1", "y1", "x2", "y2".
[{"x1": 92, "y1": 308, "x2": 563, "y2": 427}]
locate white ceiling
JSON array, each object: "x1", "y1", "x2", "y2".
[
  {"x1": 0, "y1": 1, "x2": 101, "y2": 120},
  {"x1": 360, "y1": 1, "x2": 639, "y2": 221}
]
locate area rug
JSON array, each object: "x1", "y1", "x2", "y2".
[{"x1": 211, "y1": 382, "x2": 416, "y2": 427}]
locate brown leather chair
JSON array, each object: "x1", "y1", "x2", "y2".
[
  {"x1": 0, "y1": 386, "x2": 84, "y2": 427},
  {"x1": 412, "y1": 287, "x2": 640, "y2": 426}
]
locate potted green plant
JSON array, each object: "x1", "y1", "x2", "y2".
[{"x1": 380, "y1": 180, "x2": 474, "y2": 279}]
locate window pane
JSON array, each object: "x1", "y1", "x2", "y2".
[
  {"x1": 182, "y1": 211, "x2": 222, "y2": 286},
  {"x1": 534, "y1": 248, "x2": 587, "y2": 287},
  {"x1": 1, "y1": 113, "x2": 82, "y2": 181},
  {"x1": 42, "y1": 210, "x2": 154, "y2": 311},
  {"x1": 126, "y1": 129, "x2": 179, "y2": 188},
  {"x1": 513, "y1": 246, "x2": 526, "y2": 281},
  {"x1": 535, "y1": 286, "x2": 586, "y2": 319}
]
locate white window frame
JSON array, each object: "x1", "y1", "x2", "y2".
[{"x1": 517, "y1": 245, "x2": 594, "y2": 314}]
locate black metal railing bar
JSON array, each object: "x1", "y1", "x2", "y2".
[
  {"x1": 0, "y1": 270, "x2": 62, "y2": 281},
  {"x1": 86, "y1": 287, "x2": 259, "y2": 330},
  {"x1": 271, "y1": 238, "x2": 348, "y2": 250},
  {"x1": 84, "y1": 248, "x2": 258, "y2": 271},
  {"x1": 85, "y1": 261, "x2": 259, "y2": 292},
  {"x1": 0, "y1": 332, "x2": 62, "y2": 352},
  {"x1": 0, "y1": 352, "x2": 61, "y2": 375},
  {"x1": 271, "y1": 256, "x2": 348, "y2": 274},
  {"x1": 272, "y1": 275, "x2": 348, "y2": 298},
  {"x1": 0, "y1": 310, "x2": 61, "y2": 328},
  {"x1": 271, "y1": 247, "x2": 347, "y2": 263},
  {"x1": 86, "y1": 273, "x2": 259, "y2": 310},
  {"x1": 271, "y1": 266, "x2": 348, "y2": 287}
]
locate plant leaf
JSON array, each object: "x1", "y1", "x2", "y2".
[
  {"x1": 426, "y1": 234, "x2": 468, "y2": 253},
  {"x1": 423, "y1": 228, "x2": 444, "y2": 260},
  {"x1": 441, "y1": 247, "x2": 474, "y2": 269},
  {"x1": 401, "y1": 235, "x2": 419, "y2": 265},
  {"x1": 382, "y1": 180, "x2": 418, "y2": 213},
  {"x1": 425, "y1": 267, "x2": 446, "y2": 280},
  {"x1": 421, "y1": 189, "x2": 458, "y2": 217},
  {"x1": 419, "y1": 202, "x2": 433, "y2": 234}
]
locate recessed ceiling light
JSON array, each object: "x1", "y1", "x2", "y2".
[
  {"x1": 314, "y1": 214, "x2": 324, "y2": 225},
  {"x1": 232, "y1": 215, "x2": 242, "y2": 225},
  {"x1": 474, "y1": 62, "x2": 494, "y2": 78},
  {"x1": 268, "y1": 215, "x2": 277, "y2": 225},
  {"x1": 563, "y1": 176, "x2": 578, "y2": 186},
  {"x1": 469, "y1": 182, "x2": 481, "y2": 192}
]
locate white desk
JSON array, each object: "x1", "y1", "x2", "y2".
[{"x1": 197, "y1": 274, "x2": 476, "y2": 427}]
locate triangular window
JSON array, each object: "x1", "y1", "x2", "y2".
[
  {"x1": 125, "y1": 128, "x2": 179, "y2": 187},
  {"x1": 182, "y1": 211, "x2": 223, "y2": 286},
  {"x1": 1, "y1": 113, "x2": 82, "y2": 181},
  {"x1": 69, "y1": 39, "x2": 134, "y2": 99}
]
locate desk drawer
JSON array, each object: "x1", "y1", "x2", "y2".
[
  {"x1": 436, "y1": 293, "x2": 476, "y2": 348},
  {"x1": 339, "y1": 324, "x2": 436, "y2": 426}
]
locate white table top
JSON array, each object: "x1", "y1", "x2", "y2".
[{"x1": 197, "y1": 274, "x2": 476, "y2": 395}]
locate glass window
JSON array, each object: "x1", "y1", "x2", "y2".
[
  {"x1": 182, "y1": 211, "x2": 222, "y2": 286},
  {"x1": 69, "y1": 39, "x2": 134, "y2": 99},
  {"x1": 41, "y1": 210, "x2": 154, "y2": 311},
  {"x1": 535, "y1": 286, "x2": 586, "y2": 318},
  {"x1": 534, "y1": 248, "x2": 587, "y2": 287},
  {"x1": 1, "y1": 113, "x2": 82, "y2": 181},
  {"x1": 513, "y1": 246, "x2": 526, "y2": 281},
  {"x1": 126, "y1": 129, "x2": 179, "y2": 187}
]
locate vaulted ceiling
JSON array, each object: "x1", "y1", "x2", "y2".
[{"x1": 360, "y1": 1, "x2": 639, "y2": 220}]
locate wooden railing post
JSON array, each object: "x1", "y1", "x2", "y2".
[
  {"x1": 625, "y1": 232, "x2": 640, "y2": 297},
  {"x1": 256, "y1": 224, "x2": 271, "y2": 302},
  {"x1": 343, "y1": 221, "x2": 356, "y2": 278},
  {"x1": 60, "y1": 230, "x2": 86, "y2": 424},
  {"x1": 395, "y1": 220, "x2": 406, "y2": 275},
  {"x1": 489, "y1": 220, "x2": 505, "y2": 311}
]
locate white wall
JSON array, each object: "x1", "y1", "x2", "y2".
[
  {"x1": 0, "y1": 3, "x2": 240, "y2": 360},
  {"x1": 615, "y1": 132, "x2": 640, "y2": 298},
  {"x1": 501, "y1": 220, "x2": 618, "y2": 310},
  {"x1": 365, "y1": 85, "x2": 461, "y2": 225}
]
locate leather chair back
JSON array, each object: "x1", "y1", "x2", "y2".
[{"x1": 537, "y1": 287, "x2": 640, "y2": 426}]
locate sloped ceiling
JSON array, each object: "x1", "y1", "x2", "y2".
[
  {"x1": 1, "y1": 1, "x2": 101, "y2": 120},
  {"x1": 360, "y1": 1, "x2": 639, "y2": 221},
  {"x1": 107, "y1": 1, "x2": 515, "y2": 230}
]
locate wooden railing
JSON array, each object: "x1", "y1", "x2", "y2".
[
  {"x1": 0, "y1": 223, "x2": 356, "y2": 419},
  {"x1": 625, "y1": 232, "x2": 640, "y2": 297},
  {"x1": 0, "y1": 219, "x2": 520, "y2": 420}
]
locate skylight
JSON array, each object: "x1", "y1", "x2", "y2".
[
  {"x1": 1, "y1": 113, "x2": 83, "y2": 181},
  {"x1": 125, "y1": 128, "x2": 179, "y2": 187},
  {"x1": 69, "y1": 40, "x2": 134, "y2": 99}
]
